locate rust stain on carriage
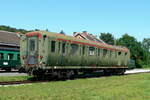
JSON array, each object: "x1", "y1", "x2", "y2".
[
  {"x1": 57, "y1": 38, "x2": 128, "y2": 52},
  {"x1": 25, "y1": 31, "x2": 129, "y2": 52},
  {"x1": 26, "y1": 32, "x2": 42, "y2": 38}
]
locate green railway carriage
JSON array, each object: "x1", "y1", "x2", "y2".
[
  {"x1": 21, "y1": 31, "x2": 130, "y2": 77},
  {"x1": 0, "y1": 48, "x2": 21, "y2": 71},
  {"x1": 0, "y1": 31, "x2": 21, "y2": 71}
]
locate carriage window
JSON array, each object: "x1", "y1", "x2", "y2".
[
  {"x1": 110, "y1": 51, "x2": 112, "y2": 57},
  {"x1": 29, "y1": 39, "x2": 35, "y2": 51},
  {"x1": 89, "y1": 47, "x2": 95, "y2": 56},
  {"x1": 95, "y1": 48, "x2": 97, "y2": 56},
  {"x1": 98, "y1": 49, "x2": 101, "y2": 56},
  {"x1": 62, "y1": 42, "x2": 66, "y2": 53},
  {"x1": 103, "y1": 49, "x2": 107, "y2": 57},
  {"x1": 82, "y1": 46, "x2": 85, "y2": 55},
  {"x1": 80, "y1": 46, "x2": 82, "y2": 55},
  {"x1": 0, "y1": 53, "x2": 4, "y2": 60},
  {"x1": 17, "y1": 54, "x2": 20, "y2": 60},
  {"x1": 70, "y1": 44, "x2": 78, "y2": 55},
  {"x1": 51, "y1": 41, "x2": 56, "y2": 52},
  {"x1": 8, "y1": 53, "x2": 14, "y2": 60},
  {"x1": 66, "y1": 43, "x2": 69, "y2": 53},
  {"x1": 118, "y1": 52, "x2": 121, "y2": 55},
  {"x1": 58, "y1": 42, "x2": 61, "y2": 53}
]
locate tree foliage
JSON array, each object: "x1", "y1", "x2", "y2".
[
  {"x1": 142, "y1": 38, "x2": 150, "y2": 66},
  {"x1": 60, "y1": 30, "x2": 65, "y2": 35},
  {"x1": 0, "y1": 25, "x2": 30, "y2": 34},
  {"x1": 99, "y1": 33, "x2": 114, "y2": 45},
  {"x1": 142, "y1": 38, "x2": 150, "y2": 51},
  {"x1": 99, "y1": 33, "x2": 150, "y2": 68},
  {"x1": 117, "y1": 34, "x2": 149, "y2": 68},
  {"x1": 0, "y1": 25, "x2": 149, "y2": 68}
]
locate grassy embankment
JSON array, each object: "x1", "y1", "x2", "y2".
[
  {"x1": 0, "y1": 76, "x2": 31, "y2": 82},
  {"x1": 0, "y1": 73, "x2": 150, "y2": 100}
]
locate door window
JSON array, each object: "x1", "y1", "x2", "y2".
[{"x1": 29, "y1": 39, "x2": 35, "y2": 51}]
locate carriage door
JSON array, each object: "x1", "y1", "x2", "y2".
[{"x1": 28, "y1": 37, "x2": 38, "y2": 65}]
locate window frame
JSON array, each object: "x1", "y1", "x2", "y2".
[
  {"x1": 0, "y1": 53, "x2": 4, "y2": 60},
  {"x1": 62, "y1": 42, "x2": 66, "y2": 54},
  {"x1": 89, "y1": 46, "x2": 95, "y2": 56},
  {"x1": 8, "y1": 53, "x2": 14, "y2": 60},
  {"x1": 118, "y1": 52, "x2": 122, "y2": 56},
  {"x1": 29, "y1": 39, "x2": 36, "y2": 51},
  {"x1": 51, "y1": 41, "x2": 56, "y2": 53},
  {"x1": 82, "y1": 45, "x2": 85, "y2": 56},
  {"x1": 17, "y1": 54, "x2": 20, "y2": 60},
  {"x1": 70, "y1": 43, "x2": 79, "y2": 55},
  {"x1": 103, "y1": 49, "x2": 108, "y2": 57}
]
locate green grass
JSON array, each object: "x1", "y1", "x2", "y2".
[
  {"x1": 1, "y1": 73, "x2": 150, "y2": 100},
  {"x1": 0, "y1": 76, "x2": 31, "y2": 82}
]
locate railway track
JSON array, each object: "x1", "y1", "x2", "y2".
[
  {"x1": 0, "y1": 69, "x2": 150, "y2": 86},
  {"x1": 0, "y1": 80, "x2": 51, "y2": 86}
]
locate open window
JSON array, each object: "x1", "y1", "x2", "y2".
[
  {"x1": 118, "y1": 52, "x2": 122, "y2": 56},
  {"x1": 89, "y1": 47, "x2": 95, "y2": 56},
  {"x1": 8, "y1": 53, "x2": 14, "y2": 60}
]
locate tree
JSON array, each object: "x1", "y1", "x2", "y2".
[
  {"x1": 0, "y1": 25, "x2": 29, "y2": 34},
  {"x1": 45, "y1": 29, "x2": 49, "y2": 32},
  {"x1": 117, "y1": 33, "x2": 144, "y2": 68},
  {"x1": 99, "y1": 33, "x2": 114, "y2": 45},
  {"x1": 35, "y1": 29, "x2": 40, "y2": 31},
  {"x1": 142, "y1": 38, "x2": 150, "y2": 51},
  {"x1": 142, "y1": 38, "x2": 150, "y2": 67},
  {"x1": 60, "y1": 30, "x2": 65, "y2": 35}
]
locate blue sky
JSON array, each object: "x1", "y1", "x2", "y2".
[{"x1": 1, "y1": 0, "x2": 150, "y2": 41}]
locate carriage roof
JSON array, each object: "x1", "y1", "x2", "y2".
[{"x1": 26, "y1": 31, "x2": 129, "y2": 52}]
